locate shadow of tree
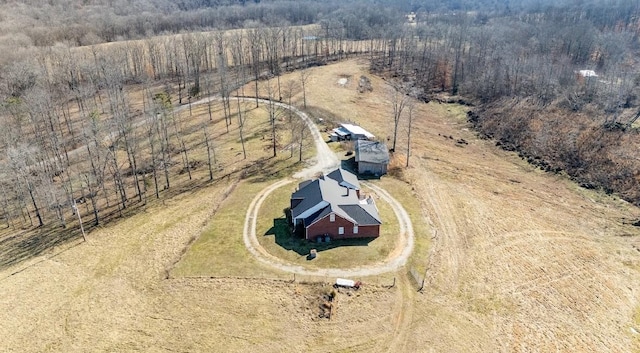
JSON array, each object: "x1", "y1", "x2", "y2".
[
  {"x1": 0, "y1": 194, "x2": 162, "y2": 273},
  {"x1": 0, "y1": 152, "x2": 304, "y2": 274},
  {"x1": 243, "y1": 154, "x2": 306, "y2": 184},
  {"x1": 0, "y1": 224, "x2": 85, "y2": 272}
]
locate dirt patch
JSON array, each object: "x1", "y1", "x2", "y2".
[{"x1": 358, "y1": 75, "x2": 373, "y2": 93}]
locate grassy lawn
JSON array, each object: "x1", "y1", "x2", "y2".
[
  {"x1": 171, "y1": 178, "x2": 284, "y2": 278},
  {"x1": 256, "y1": 180, "x2": 399, "y2": 269},
  {"x1": 374, "y1": 177, "x2": 431, "y2": 276},
  {"x1": 171, "y1": 145, "x2": 317, "y2": 279}
]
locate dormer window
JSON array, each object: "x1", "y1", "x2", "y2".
[{"x1": 330, "y1": 214, "x2": 335, "y2": 222}]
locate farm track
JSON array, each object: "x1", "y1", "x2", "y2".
[
  {"x1": 421, "y1": 171, "x2": 466, "y2": 292},
  {"x1": 385, "y1": 272, "x2": 415, "y2": 353}
]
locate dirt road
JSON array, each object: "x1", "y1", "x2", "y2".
[{"x1": 187, "y1": 95, "x2": 341, "y2": 178}]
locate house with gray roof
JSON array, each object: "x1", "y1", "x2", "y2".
[
  {"x1": 290, "y1": 168, "x2": 381, "y2": 241},
  {"x1": 355, "y1": 140, "x2": 389, "y2": 176}
]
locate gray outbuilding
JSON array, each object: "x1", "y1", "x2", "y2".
[{"x1": 355, "y1": 140, "x2": 389, "y2": 176}]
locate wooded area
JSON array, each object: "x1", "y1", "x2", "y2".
[{"x1": 1, "y1": 0, "x2": 639, "y2": 235}]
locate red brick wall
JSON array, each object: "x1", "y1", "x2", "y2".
[{"x1": 306, "y1": 213, "x2": 379, "y2": 240}]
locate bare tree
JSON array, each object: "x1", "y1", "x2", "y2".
[
  {"x1": 283, "y1": 80, "x2": 299, "y2": 158},
  {"x1": 172, "y1": 109, "x2": 192, "y2": 180},
  {"x1": 266, "y1": 79, "x2": 283, "y2": 157},
  {"x1": 7, "y1": 144, "x2": 44, "y2": 227},
  {"x1": 234, "y1": 85, "x2": 248, "y2": 160},
  {"x1": 202, "y1": 124, "x2": 216, "y2": 181},
  {"x1": 81, "y1": 110, "x2": 108, "y2": 224},
  {"x1": 405, "y1": 100, "x2": 416, "y2": 167},
  {"x1": 0, "y1": 183, "x2": 13, "y2": 229},
  {"x1": 296, "y1": 116, "x2": 307, "y2": 162},
  {"x1": 214, "y1": 33, "x2": 232, "y2": 132},
  {"x1": 152, "y1": 92, "x2": 173, "y2": 191},
  {"x1": 390, "y1": 84, "x2": 408, "y2": 152},
  {"x1": 299, "y1": 68, "x2": 311, "y2": 109},
  {"x1": 248, "y1": 27, "x2": 264, "y2": 108}
]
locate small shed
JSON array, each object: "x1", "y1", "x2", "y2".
[
  {"x1": 341, "y1": 123, "x2": 375, "y2": 140},
  {"x1": 577, "y1": 70, "x2": 598, "y2": 85},
  {"x1": 355, "y1": 140, "x2": 389, "y2": 176},
  {"x1": 330, "y1": 123, "x2": 375, "y2": 141},
  {"x1": 329, "y1": 127, "x2": 350, "y2": 142},
  {"x1": 335, "y1": 278, "x2": 362, "y2": 289}
]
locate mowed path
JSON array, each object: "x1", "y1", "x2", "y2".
[{"x1": 399, "y1": 109, "x2": 640, "y2": 352}]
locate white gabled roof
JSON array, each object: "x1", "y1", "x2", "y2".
[
  {"x1": 340, "y1": 123, "x2": 375, "y2": 139},
  {"x1": 336, "y1": 278, "x2": 356, "y2": 287}
]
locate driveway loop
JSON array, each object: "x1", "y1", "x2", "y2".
[{"x1": 240, "y1": 98, "x2": 414, "y2": 277}]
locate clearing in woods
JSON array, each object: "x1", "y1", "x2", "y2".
[{"x1": 0, "y1": 59, "x2": 639, "y2": 352}]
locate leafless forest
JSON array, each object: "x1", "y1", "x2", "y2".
[{"x1": 0, "y1": 0, "x2": 639, "y2": 237}]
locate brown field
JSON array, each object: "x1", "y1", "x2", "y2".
[{"x1": 1, "y1": 59, "x2": 640, "y2": 352}]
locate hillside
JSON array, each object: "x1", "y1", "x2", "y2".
[
  {"x1": 468, "y1": 98, "x2": 640, "y2": 206},
  {"x1": 1, "y1": 1, "x2": 640, "y2": 351},
  {"x1": 2, "y1": 59, "x2": 638, "y2": 353}
]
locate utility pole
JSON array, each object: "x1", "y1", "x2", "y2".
[{"x1": 72, "y1": 199, "x2": 87, "y2": 242}]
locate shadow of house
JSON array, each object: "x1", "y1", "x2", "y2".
[
  {"x1": 289, "y1": 168, "x2": 381, "y2": 242},
  {"x1": 264, "y1": 216, "x2": 374, "y2": 257},
  {"x1": 340, "y1": 157, "x2": 357, "y2": 174}
]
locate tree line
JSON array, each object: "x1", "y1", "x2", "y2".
[
  {"x1": 0, "y1": 0, "x2": 405, "y2": 56},
  {"x1": 0, "y1": 18, "x2": 384, "y2": 231},
  {"x1": 370, "y1": 2, "x2": 640, "y2": 205},
  {"x1": 2, "y1": 0, "x2": 640, "y2": 231}
]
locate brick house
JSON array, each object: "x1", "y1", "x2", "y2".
[{"x1": 290, "y1": 168, "x2": 381, "y2": 241}]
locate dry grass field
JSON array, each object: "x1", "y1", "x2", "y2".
[{"x1": 1, "y1": 58, "x2": 639, "y2": 352}]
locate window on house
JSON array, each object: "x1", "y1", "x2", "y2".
[
  {"x1": 330, "y1": 214, "x2": 335, "y2": 222},
  {"x1": 353, "y1": 225, "x2": 358, "y2": 234},
  {"x1": 338, "y1": 227, "x2": 344, "y2": 235}
]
